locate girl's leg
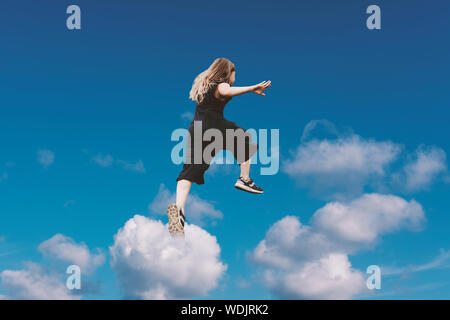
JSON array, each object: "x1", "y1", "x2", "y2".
[
  {"x1": 176, "y1": 179, "x2": 192, "y2": 212},
  {"x1": 240, "y1": 159, "x2": 251, "y2": 181}
]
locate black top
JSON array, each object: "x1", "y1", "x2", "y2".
[{"x1": 193, "y1": 82, "x2": 232, "y2": 120}]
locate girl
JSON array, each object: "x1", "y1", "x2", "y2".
[{"x1": 167, "y1": 58, "x2": 271, "y2": 237}]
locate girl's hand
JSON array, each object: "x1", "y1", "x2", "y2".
[{"x1": 252, "y1": 81, "x2": 271, "y2": 96}]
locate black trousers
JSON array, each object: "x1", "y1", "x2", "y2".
[{"x1": 176, "y1": 117, "x2": 258, "y2": 185}]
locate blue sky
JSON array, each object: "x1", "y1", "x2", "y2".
[{"x1": 0, "y1": 0, "x2": 449, "y2": 299}]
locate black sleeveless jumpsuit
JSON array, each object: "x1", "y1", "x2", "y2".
[{"x1": 176, "y1": 82, "x2": 258, "y2": 185}]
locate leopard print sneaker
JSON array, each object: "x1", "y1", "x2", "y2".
[{"x1": 167, "y1": 203, "x2": 185, "y2": 238}]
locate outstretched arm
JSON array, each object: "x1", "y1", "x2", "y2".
[{"x1": 217, "y1": 81, "x2": 271, "y2": 98}]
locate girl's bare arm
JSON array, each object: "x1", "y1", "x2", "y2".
[{"x1": 217, "y1": 81, "x2": 271, "y2": 98}]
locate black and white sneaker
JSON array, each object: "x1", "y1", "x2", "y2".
[
  {"x1": 167, "y1": 203, "x2": 185, "y2": 238},
  {"x1": 234, "y1": 177, "x2": 264, "y2": 194}
]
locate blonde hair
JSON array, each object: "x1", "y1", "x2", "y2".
[{"x1": 189, "y1": 58, "x2": 236, "y2": 103}]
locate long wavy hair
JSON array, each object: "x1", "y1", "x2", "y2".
[{"x1": 189, "y1": 58, "x2": 235, "y2": 103}]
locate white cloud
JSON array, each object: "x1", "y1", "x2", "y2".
[
  {"x1": 1, "y1": 262, "x2": 80, "y2": 300},
  {"x1": 252, "y1": 216, "x2": 340, "y2": 269},
  {"x1": 251, "y1": 193, "x2": 426, "y2": 299},
  {"x1": 117, "y1": 159, "x2": 146, "y2": 173},
  {"x1": 312, "y1": 194, "x2": 425, "y2": 245},
  {"x1": 38, "y1": 234, "x2": 105, "y2": 274},
  {"x1": 149, "y1": 184, "x2": 223, "y2": 225},
  {"x1": 284, "y1": 120, "x2": 448, "y2": 198},
  {"x1": 92, "y1": 154, "x2": 114, "y2": 167},
  {"x1": 1, "y1": 235, "x2": 104, "y2": 300},
  {"x1": 110, "y1": 215, "x2": 227, "y2": 299},
  {"x1": 284, "y1": 122, "x2": 401, "y2": 198},
  {"x1": 264, "y1": 253, "x2": 365, "y2": 300},
  {"x1": 37, "y1": 149, "x2": 55, "y2": 168},
  {"x1": 285, "y1": 136, "x2": 399, "y2": 175},
  {"x1": 394, "y1": 146, "x2": 447, "y2": 192},
  {"x1": 257, "y1": 121, "x2": 442, "y2": 298}
]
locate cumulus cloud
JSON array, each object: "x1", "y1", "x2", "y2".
[
  {"x1": 37, "y1": 149, "x2": 55, "y2": 168},
  {"x1": 110, "y1": 215, "x2": 227, "y2": 299},
  {"x1": 38, "y1": 234, "x2": 105, "y2": 274},
  {"x1": 1, "y1": 235, "x2": 104, "y2": 299},
  {"x1": 284, "y1": 121, "x2": 401, "y2": 199},
  {"x1": 284, "y1": 120, "x2": 448, "y2": 198},
  {"x1": 264, "y1": 253, "x2": 365, "y2": 300},
  {"x1": 149, "y1": 184, "x2": 223, "y2": 225},
  {"x1": 312, "y1": 194, "x2": 425, "y2": 245},
  {"x1": 1, "y1": 262, "x2": 80, "y2": 300},
  {"x1": 393, "y1": 146, "x2": 447, "y2": 193},
  {"x1": 285, "y1": 136, "x2": 398, "y2": 176},
  {"x1": 256, "y1": 121, "x2": 441, "y2": 298},
  {"x1": 251, "y1": 193, "x2": 426, "y2": 299},
  {"x1": 252, "y1": 216, "x2": 340, "y2": 269}
]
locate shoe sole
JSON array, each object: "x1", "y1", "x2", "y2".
[
  {"x1": 167, "y1": 204, "x2": 185, "y2": 238},
  {"x1": 234, "y1": 183, "x2": 264, "y2": 194}
]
